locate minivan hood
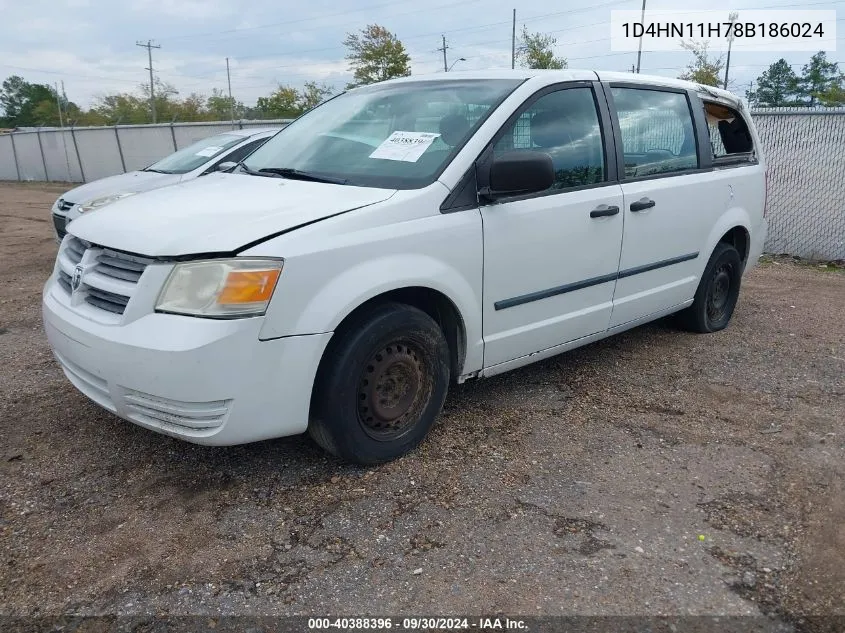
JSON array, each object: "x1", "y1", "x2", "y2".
[
  {"x1": 68, "y1": 172, "x2": 396, "y2": 257},
  {"x1": 59, "y1": 170, "x2": 180, "y2": 206}
]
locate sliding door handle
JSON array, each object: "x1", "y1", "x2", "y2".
[
  {"x1": 630, "y1": 198, "x2": 656, "y2": 212},
  {"x1": 590, "y1": 205, "x2": 620, "y2": 218}
]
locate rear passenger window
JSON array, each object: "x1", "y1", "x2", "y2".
[
  {"x1": 611, "y1": 88, "x2": 698, "y2": 178},
  {"x1": 493, "y1": 88, "x2": 605, "y2": 190},
  {"x1": 704, "y1": 101, "x2": 754, "y2": 162}
]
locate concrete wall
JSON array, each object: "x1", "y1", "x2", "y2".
[{"x1": 1, "y1": 119, "x2": 291, "y2": 184}]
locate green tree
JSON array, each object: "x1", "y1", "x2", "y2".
[
  {"x1": 255, "y1": 85, "x2": 302, "y2": 118},
  {"x1": 678, "y1": 40, "x2": 724, "y2": 87},
  {"x1": 298, "y1": 81, "x2": 334, "y2": 111},
  {"x1": 746, "y1": 59, "x2": 800, "y2": 107},
  {"x1": 516, "y1": 26, "x2": 567, "y2": 70},
  {"x1": 138, "y1": 78, "x2": 180, "y2": 121},
  {"x1": 0, "y1": 75, "x2": 63, "y2": 126},
  {"x1": 206, "y1": 88, "x2": 244, "y2": 121},
  {"x1": 344, "y1": 24, "x2": 411, "y2": 88},
  {"x1": 798, "y1": 51, "x2": 840, "y2": 106},
  {"x1": 817, "y1": 79, "x2": 845, "y2": 106},
  {"x1": 177, "y1": 92, "x2": 209, "y2": 121},
  {"x1": 90, "y1": 93, "x2": 149, "y2": 124}
]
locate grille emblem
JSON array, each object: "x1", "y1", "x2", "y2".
[{"x1": 71, "y1": 264, "x2": 84, "y2": 292}]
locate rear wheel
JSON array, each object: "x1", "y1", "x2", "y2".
[
  {"x1": 308, "y1": 303, "x2": 450, "y2": 464},
  {"x1": 678, "y1": 242, "x2": 742, "y2": 333}
]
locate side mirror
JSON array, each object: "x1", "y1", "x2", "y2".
[
  {"x1": 487, "y1": 150, "x2": 554, "y2": 198},
  {"x1": 216, "y1": 161, "x2": 238, "y2": 173}
]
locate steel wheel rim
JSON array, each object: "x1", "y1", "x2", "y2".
[
  {"x1": 357, "y1": 341, "x2": 428, "y2": 440},
  {"x1": 706, "y1": 263, "x2": 733, "y2": 323}
]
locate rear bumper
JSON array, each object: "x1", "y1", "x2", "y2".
[{"x1": 42, "y1": 281, "x2": 332, "y2": 445}]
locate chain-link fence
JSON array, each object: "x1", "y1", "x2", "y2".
[
  {"x1": 1, "y1": 109, "x2": 844, "y2": 260},
  {"x1": 753, "y1": 107, "x2": 845, "y2": 261}
]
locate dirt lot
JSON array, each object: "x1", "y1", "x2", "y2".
[{"x1": 0, "y1": 182, "x2": 843, "y2": 629}]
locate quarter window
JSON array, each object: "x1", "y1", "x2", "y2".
[
  {"x1": 611, "y1": 88, "x2": 698, "y2": 178},
  {"x1": 704, "y1": 101, "x2": 754, "y2": 161},
  {"x1": 493, "y1": 88, "x2": 606, "y2": 190}
]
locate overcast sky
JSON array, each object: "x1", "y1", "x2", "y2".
[{"x1": 0, "y1": 0, "x2": 841, "y2": 109}]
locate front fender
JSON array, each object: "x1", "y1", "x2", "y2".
[
  {"x1": 292, "y1": 255, "x2": 482, "y2": 372},
  {"x1": 252, "y1": 206, "x2": 485, "y2": 375}
]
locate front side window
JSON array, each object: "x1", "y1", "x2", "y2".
[
  {"x1": 493, "y1": 87, "x2": 606, "y2": 190},
  {"x1": 145, "y1": 134, "x2": 244, "y2": 174},
  {"x1": 611, "y1": 88, "x2": 698, "y2": 178},
  {"x1": 242, "y1": 79, "x2": 521, "y2": 189}
]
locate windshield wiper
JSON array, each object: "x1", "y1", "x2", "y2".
[
  {"x1": 257, "y1": 167, "x2": 348, "y2": 185},
  {"x1": 237, "y1": 163, "x2": 281, "y2": 178},
  {"x1": 143, "y1": 168, "x2": 172, "y2": 174}
]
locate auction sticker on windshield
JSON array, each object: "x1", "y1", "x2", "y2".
[{"x1": 369, "y1": 131, "x2": 440, "y2": 162}]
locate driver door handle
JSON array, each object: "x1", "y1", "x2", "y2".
[
  {"x1": 630, "y1": 198, "x2": 656, "y2": 212},
  {"x1": 590, "y1": 205, "x2": 620, "y2": 218}
]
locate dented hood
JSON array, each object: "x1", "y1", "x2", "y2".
[{"x1": 68, "y1": 171, "x2": 396, "y2": 257}]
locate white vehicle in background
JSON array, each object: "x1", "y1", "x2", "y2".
[
  {"x1": 50, "y1": 127, "x2": 280, "y2": 240},
  {"x1": 43, "y1": 70, "x2": 767, "y2": 465}
]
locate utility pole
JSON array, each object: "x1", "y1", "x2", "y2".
[
  {"x1": 511, "y1": 9, "x2": 516, "y2": 69},
  {"x1": 54, "y1": 82, "x2": 64, "y2": 127},
  {"x1": 136, "y1": 40, "x2": 161, "y2": 123},
  {"x1": 635, "y1": 0, "x2": 646, "y2": 73},
  {"x1": 438, "y1": 35, "x2": 449, "y2": 72},
  {"x1": 723, "y1": 11, "x2": 739, "y2": 90},
  {"x1": 56, "y1": 81, "x2": 72, "y2": 181},
  {"x1": 226, "y1": 57, "x2": 235, "y2": 127}
]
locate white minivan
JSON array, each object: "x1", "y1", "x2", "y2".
[
  {"x1": 42, "y1": 70, "x2": 767, "y2": 464},
  {"x1": 50, "y1": 127, "x2": 280, "y2": 241}
]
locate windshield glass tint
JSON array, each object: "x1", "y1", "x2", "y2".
[
  {"x1": 147, "y1": 134, "x2": 244, "y2": 174},
  {"x1": 242, "y1": 79, "x2": 521, "y2": 189}
]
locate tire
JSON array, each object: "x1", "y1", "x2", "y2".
[
  {"x1": 308, "y1": 302, "x2": 450, "y2": 465},
  {"x1": 678, "y1": 242, "x2": 743, "y2": 333}
]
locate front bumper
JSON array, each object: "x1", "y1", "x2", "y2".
[{"x1": 42, "y1": 281, "x2": 332, "y2": 445}]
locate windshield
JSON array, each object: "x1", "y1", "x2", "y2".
[
  {"x1": 146, "y1": 133, "x2": 244, "y2": 174},
  {"x1": 242, "y1": 79, "x2": 521, "y2": 189}
]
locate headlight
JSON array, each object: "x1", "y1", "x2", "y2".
[
  {"x1": 156, "y1": 258, "x2": 283, "y2": 318},
  {"x1": 78, "y1": 192, "x2": 137, "y2": 214}
]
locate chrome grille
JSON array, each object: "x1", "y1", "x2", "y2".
[
  {"x1": 84, "y1": 287, "x2": 130, "y2": 314},
  {"x1": 57, "y1": 270, "x2": 72, "y2": 293},
  {"x1": 57, "y1": 198, "x2": 74, "y2": 212},
  {"x1": 65, "y1": 237, "x2": 87, "y2": 265},
  {"x1": 55, "y1": 238, "x2": 153, "y2": 318},
  {"x1": 97, "y1": 250, "x2": 148, "y2": 283}
]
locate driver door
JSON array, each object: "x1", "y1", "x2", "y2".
[{"x1": 480, "y1": 83, "x2": 625, "y2": 368}]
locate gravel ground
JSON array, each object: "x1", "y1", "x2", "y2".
[{"x1": 1, "y1": 183, "x2": 843, "y2": 629}]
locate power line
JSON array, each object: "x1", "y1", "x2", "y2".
[
  {"x1": 157, "y1": 0, "x2": 486, "y2": 44},
  {"x1": 167, "y1": 0, "x2": 633, "y2": 63},
  {"x1": 0, "y1": 64, "x2": 141, "y2": 84}
]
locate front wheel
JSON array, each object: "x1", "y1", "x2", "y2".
[
  {"x1": 308, "y1": 303, "x2": 450, "y2": 465},
  {"x1": 678, "y1": 242, "x2": 743, "y2": 333}
]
